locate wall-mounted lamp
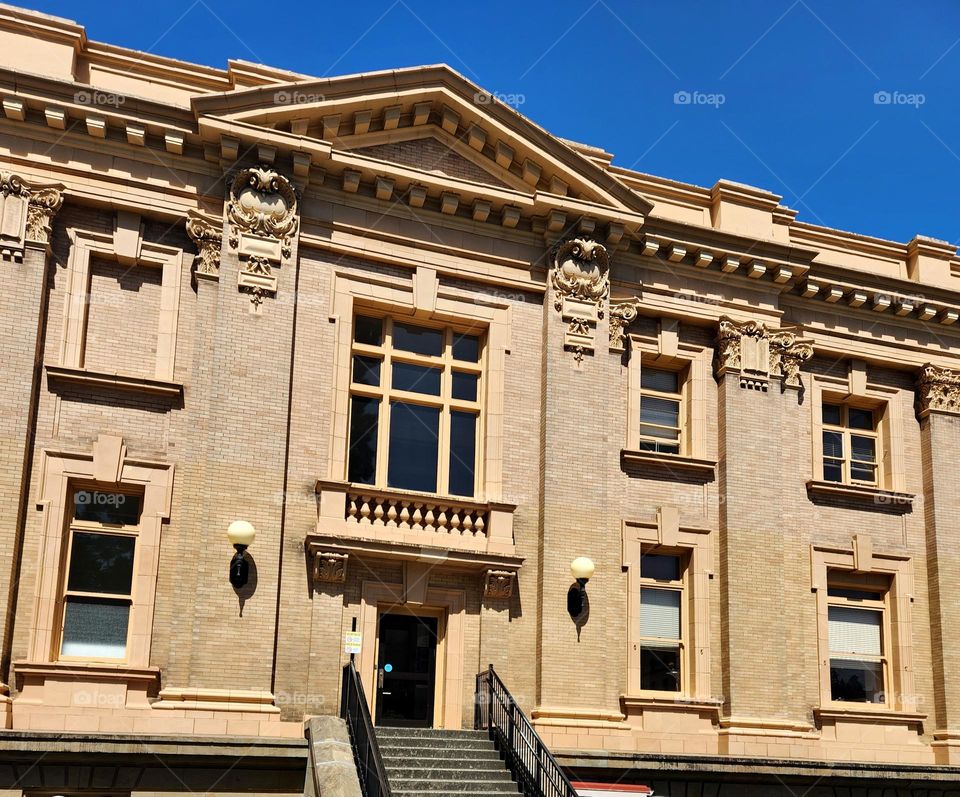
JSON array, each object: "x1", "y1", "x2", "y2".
[
  {"x1": 227, "y1": 520, "x2": 256, "y2": 589},
  {"x1": 567, "y1": 556, "x2": 595, "y2": 618}
]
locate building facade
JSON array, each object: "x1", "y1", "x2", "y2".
[{"x1": 2, "y1": 4, "x2": 960, "y2": 794}]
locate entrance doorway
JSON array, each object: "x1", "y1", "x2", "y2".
[{"x1": 375, "y1": 613, "x2": 439, "y2": 727}]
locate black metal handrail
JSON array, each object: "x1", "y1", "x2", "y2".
[
  {"x1": 475, "y1": 665, "x2": 578, "y2": 797},
  {"x1": 341, "y1": 661, "x2": 393, "y2": 797}
]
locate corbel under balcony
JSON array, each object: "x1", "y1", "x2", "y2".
[
  {"x1": 45, "y1": 364, "x2": 184, "y2": 399},
  {"x1": 805, "y1": 479, "x2": 915, "y2": 510},
  {"x1": 620, "y1": 449, "x2": 717, "y2": 481},
  {"x1": 312, "y1": 479, "x2": 521, "y2": 570}
]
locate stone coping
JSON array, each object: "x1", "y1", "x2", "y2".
[{"x1": 554, "y1": 749, "x2": 960, "y2": 781}]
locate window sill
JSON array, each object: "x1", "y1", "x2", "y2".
[
  {"x1": 46, "y1": 364, "x2": 183, "y2": 398},
  {"x1": 805, "y1": 479, "x2": 915, "y2": 508},
  {"x1": 14, "y1": 660, "x2": 160, "y2": 684},
  {"x1": 814, "y1": 705, "x2": 926, "y2": 725},
  {"x1": 621, "y1": 449, "x2": 716, "y2": 480},
  {"x1": 621, "y1": 694, "x2": 721, "y2": 713}
]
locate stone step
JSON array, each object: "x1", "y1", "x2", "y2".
[
  {"x1": 389, "y1": 777, "x2": 519, "y2": 793},
  {"x1": 376, "y1": 727, "x2": 488, "y2": 740},
  {"x1": 385, "y1": 766, "x2": 515, "y2": 782},
  {"x1": 383, "y1": 748, "x2": 503, "y2": 763},
  {"x1": 378, "y1": 735, "x2": 498, "y2": 751},
  {"x1": 392, "y1": 792, "x2": 520, "y2": 797},
  {"x1": 383, "y1": 755, "x2": 505, "y2": 770}
]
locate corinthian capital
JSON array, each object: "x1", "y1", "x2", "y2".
[
  {"x1": 714, "y1": 317, "x2": 813, "y2": 390},
  {"x1": 917, "y1": 364, "x2": 960, "y2": 417},
  {"x1": 0, "y1": 172, "x2": 64, "y2": 259}
]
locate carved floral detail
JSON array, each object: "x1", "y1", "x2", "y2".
[
  {"x1": 551, "y1": 237, "x2": 610, "y2": 312},
  {"x1": 917, "y1": 364, "x2": 960, "y2": 416},
  {"x1": 25, "y1": 187, "x2": 63, "y2": 244},
  {"x1": 313, "y1": 551, "x2": 348, "y2": 584},
  {"x1": 483, "y1": 569, "x2": 515, "y2": 599},
  {"x1": 715, "y1": 317, "x2": 813, "y2": 390},
  {"x1": 0, "y1": 173, "x2": 63, "y2": 253},
  {"x1": 609, "y1": 298, "x2": 642, "y2": 351},
  {"x1": 0, "y1": 172, "x2": 30, "y2": 199},
  {"x1": 185, "y1": 212, "x2": 223, "y2": 280}
]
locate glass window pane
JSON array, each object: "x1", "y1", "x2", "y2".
[
  {"x1": 822, "y1": 404, "x2": 842, "y2": 426},
  {"x1": 452, "y1": 371, "x2": 479, "y2": 402},
  {"x1": 393, "y1": 322, "x2": 442, "y2": 357},
  {"x1": 823, "y1": 460, "x2": 844, "y2": 483},
  {"x1": 391, "y1": 362, "x2": 441, "y2": 395},
  {"x1": 388, "y1": 402, "x2": 440, "y2": 492},
  {"x1": 851, "y1": 435, "x2": 876, "y2": 463},
  {"x1": 851, "y1": 462, "x2": 877, "y2": 483},
  {"x1": 641, "y1": 368, "x2": 679, "y2": 394},
  {"x1": 348, "y1": 396, "x2": 380, "y2": 484},
  {"x1": 639, "y1": 439, "x2": 680, "y2": 455},
  {"x1": 448, "y1": 411, "x2": 477, "y2": 497},
  {"x1": 640, "y1": 588, "x2": 681, "y2": 640},
  {"x1": 354, "y1": 316, "x2": 383, "y2": 345},
  {"x1": 831, "y1": 658, "x2": 883, "y2": 703},
  {"x1": 640, "y1": 644, "x2": 680, "y2": 692},
  {"x1": 352, "y1": 355, "x2": 381, "y2": 386},
  {"x1": 829, "y1": 606, "x2": 883, "y2": 656},
  {"x1": 72, "y1": 491, "x2": 141, "y2": 525},
  {"x1": 641, "y1": 554, "x2": 680, "y2": 581},
  {"x1": 67, "y1": 532, "x2": 135, "y2": 595},
  {"x1": 828, "y1": 587, "x2": 883, "y2": 601},
  {"x1": 452, "y1": 334, "x2": 481, "y2": 362},
  {"x1": 639, "y1": 424, "x2": 680, "y2": 441},
  {"x1": 61, "y1": 597, "x2": 129, "y2": 659},
  {"x1": 823, "y1": 431, "x2": 844, "y2": 459},
  {"x1": 848, "y1": 407, "x2": 875, "y2": 430},
  {"x1": 640, "y1": 397, "x2": 680, "y2": 429}
]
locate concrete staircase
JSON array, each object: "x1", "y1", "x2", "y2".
[{"x1": 377, "y1": 727, "x2": 521, "y2": 796}]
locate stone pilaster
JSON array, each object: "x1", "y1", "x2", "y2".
[{"x1": 917, "y1": 364, "x2": 960, "y2": 763}]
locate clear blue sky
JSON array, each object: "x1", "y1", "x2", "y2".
[{"x1": 23, "y1": 0, "x2": 960, "y2": 245}]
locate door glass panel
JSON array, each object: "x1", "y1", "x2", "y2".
[
  {"x1": 66, "y1": 532, "x2": 135, "y2": 594},
  {"x1": 388, "y1": 402, "x2": 440, "y2": 492},
  {"x1": 376, "y1": 614, "x2": 438, "y2": 727}
]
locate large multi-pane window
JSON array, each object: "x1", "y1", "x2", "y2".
[
  {"x1": 59, "y1": 488, "x2": 142, "y2": 661},
  {"x1": 348, "y1": 315, "x2": 483, "y2": 497},
  {"x1": 638, "y1": 367, "x2": 684, "y2": 455},
  {"x1": 828, "y1": 572, "x2": 889, "y2": 704},
  {"x1": 639, "y1": 552, "x2": 684, "y2": 692},
  {"x1": 822, "y1": 403, "x2": 879, "y2": 486}
]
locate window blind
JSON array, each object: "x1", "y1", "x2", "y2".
[
  {"x1": 828, "y1": 606, "x2": 882, "y2": 656},
  {"x1": 640, "y1": 588, "x2": 681, "y2": 640}
]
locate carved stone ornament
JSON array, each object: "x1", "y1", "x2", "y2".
[
  {"x1": 551, "y1": 237, "x2": 610, "y2": 362},
  {"x1": 226, "y1": 165, "x2": 299, "y2": 310},
  {"x1": 483, "y1": 569, "x2": 516, "y2": 600},
  {"x1": 1, "y1": 172, "x2": 64, "y2": 260},
  {"x1": 715, "y1": 316, "x2": 813, "y2": 390},
  {"x1": 917, "y1": 364, "x2": 960, "y2": 417},
  {"x1": 609, "y1": 298, "x2": 642, "y2": 351},
  {"x1": 313, "y1": 551, "x2": 348, "y2": 584},
  {"x1": 185, "y1": 211, "x2": 223, "y2": 282}
]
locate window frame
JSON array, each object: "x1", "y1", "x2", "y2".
[
  {"x1": 347, "y1": 312, "x2": 486, "y2": 498},
  {"x1": 821, "y1": 402, "x2": 881, "y2": 487},
  {"x1": 637, "y1": 365, "x2": 686, "y2": 456},
  {"x1": 56, "y1": 487, "x2": 143, "y2": 664},
  {"x1": 637, "y1": 550, "x2": 687, "y2": 695},
  {"x1": 825, "y1": 571, "x2": 891, "y2": 706}
]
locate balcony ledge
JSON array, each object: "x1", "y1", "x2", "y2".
[
  {"x1": 805, "y1": 479, "x2": 915, "y2": 508},
  {"x1": 45, "y1": 364, "x2": 183, "y2": 398},
  {"x1": 621, "y1": 449, "x2": 717, "y2": 480}
]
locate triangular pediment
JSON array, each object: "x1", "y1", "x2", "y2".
[{"x1": 193, "y1": 65, "x2": 653, "y2": 226}]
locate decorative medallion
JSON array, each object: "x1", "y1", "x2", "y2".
[
  {"x1": 483, "y1": 569, "x2": 516, "y2": 600},
  {"x1": 715, "y1": 317, "x2": 813, "y2": 390},
  {"x1": 550, "y1": 237, "x2": 610, "y2": 362},
  {"x1": 917, "y1": 364, "x2": 960, "y2": 417},
  {"x1": 185, "y1": 211, "x2": 223, "y2": 282},
  {"x1": 313, "y1": 551, "x2": 348, "y2": 584},
  {"x1": 225, "y1": 165, "x2": 299, "y2": 310}
]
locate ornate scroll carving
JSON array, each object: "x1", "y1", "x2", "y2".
[
  {"x1": 185, "y1": 211, "x2": 223, "y2": 282},
  {"x1": 917, "y1": 364, "x2": 960, "y2": 417},
  {"x1": 313, "y1": 551, "x2": 348, "y2": 584},
  {"x1": 609, "y1": 298, "x2": 642, "y2": 351},
  {"x1": 715, "y1": 317, "x2": 813, "y2": 390},
  {"x1": 1, "y1": 172, "x2": 63, "y2": 259},
  {"x1": 483, "y1": 569, "x2": 516, "y2": 599},
  {"x1": 225, "y1": 165, "x2": 299, "y2": 310},
  {"x1": 550, "y1": 237, "x2": 610, "y2": 362}
]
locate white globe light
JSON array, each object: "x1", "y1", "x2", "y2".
[
  {"x1": 570, "y1": 556, "x2": 595, "y2": 581},
  {"x1": 227, "y1": 520, "x2": 256, "y2": 547}
]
